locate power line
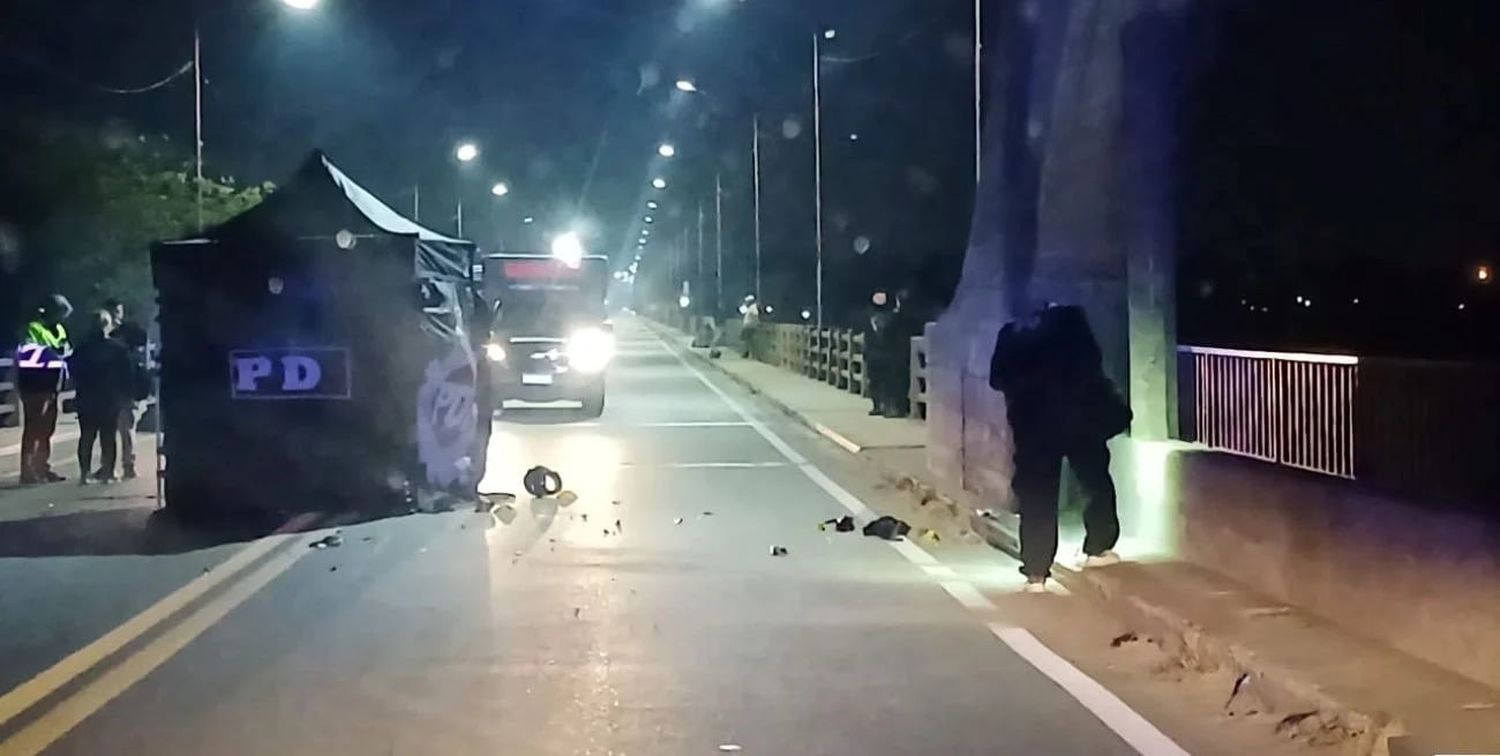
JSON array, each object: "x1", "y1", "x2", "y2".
[{"x1": 0, "y1": 38, "x2": 193, "y2": 95}]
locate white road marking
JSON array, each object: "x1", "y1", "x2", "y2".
[
  {"x1": 989, "y1": 623, "x2": 1191, "y2": 756},
  {"x1": 620, "y1": 461, "x2": 789, "y2": 469},
  {"x1": 942, "y1": 581, "x2": 998, "y2": 611},
  {"x1": 922, "y1": 565, "x2": 958, "y2": 578},
  {"x1": 648, "y1": 321, "x2": 1191, "y2": 756},
  {"x1": 0, "y1": 430, "x2": 81, "y2": 459}
]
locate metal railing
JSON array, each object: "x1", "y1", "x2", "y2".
[
  {"x1": 1178, "y1": 346, "x2": 1359, "y2": 478},
  {"x1": 759, "y1": 324, "x2": 869, "y2": 397},
  {"x1": 910, "y1": 335, "x2": 929, "y2": 420},
  {"x1": 1179, "y1": 346, "x2": 1500, "y2": 504}
]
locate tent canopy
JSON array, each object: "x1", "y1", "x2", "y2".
[{"x1": 207, "y1": 150, "x2": 475, "y2": 282}]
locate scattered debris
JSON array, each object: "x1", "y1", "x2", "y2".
[
  {"x1": 309, "y1": 535, "x2": 343, "y2": 549},
  {"x1": 1110, "y1": 632, "x2": 1139, "y2": 648},
  {"x1": 523, "y1": 466, "x2": 564, "y2": 497},
  {"x1": 819, "y1": 516, "x2": 856, "y2": 533},
  {"x1": 581, "y1": 513, "x2": 589, "y2": 522},
  {"x1": 770, "y1": 545, "x2": 789, "y2": 557},
  {"x1": 1243, "y1": 606, "x2": 1294, "y2": 618},
  {"x1": 975, "y1": 508, "x2": 996, "y2": 518},
  {"x1": 361, "y1": 536, "x2": 375, "y2": 542},
  {"x1": 718, "y1": 746, "x2": 741, "y2": 753},
  {"x1": 1274, "y1": 711, "x2": 1319, "y2": 737},
  {"x1": 514, "y1": 550, "x2": 524, "y2": 558},
  {"x1": 603, "y1": 529, "x2": 611, "y2": 537},
  {"x1": 329, "y1": 566, "x2": 338, "y2": 572},
  {"x1": 862, "y1": 516, "x2": 911, "y2": 541},
  {"x1": 615, "y1": 519, "x2": 622, "y2": 532},
  {"x1": 674, "y1": 517, "x2": 685, "y2": 525},
  {"x1": 556, "y1": 490, "x2": 579, "y2": 506},
  {"x1": 612, "y1": 499, "x2": 622, "y2": 506},
  {"x1": 574, "y1": 608, "x2": 582, "y2": 619},
  {"x1": 1461, "y1": 701, "x2": 1497, "y2": 711},
  {"x1": 708, "y1": 348, "x2": 723, "y2": 359},
  {"x1": 494, "y1": 504, "x2": 519, "y2": 525},
  {"x1": 702, "y1": 511, "x2": 714, "y2": 516},
  {"x1": 919, "y1": 529, "x2": 941, "y2": 543}
]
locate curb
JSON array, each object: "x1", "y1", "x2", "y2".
[{"x1": 651, "y1": 319, "x2": 1411, "y2": 756}]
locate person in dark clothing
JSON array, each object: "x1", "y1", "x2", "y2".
[
  {"x1": 16, "y1": 294, "x2": 73, "y2": 484},
  {"x1": 101, "y1": 298, "x2": 149, "y2": 479},
  {"x1": 863, "y1": 290, "x2": 898, "y2": 416},
  {"x1": 990, "y1": 304, "x2": 1131, "y2": 592},
  {"x1": 71, "y1": 310, "x2": 136, "y2": 485}
]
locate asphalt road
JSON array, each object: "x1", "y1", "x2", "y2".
[{"x1": 0, "y1": 320, "x2": 1201, "y2": 755}]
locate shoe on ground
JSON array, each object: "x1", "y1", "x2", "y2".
[
  {"x1": 1082, "y1": 550, "x2": 1122, "y2": 569},
  {"x1": 92, "y1": 468, "x2": 109, "y2": 479},
  {"x1": 95, "y1": 475, "x2": 118, "y2": 484},
  {"x1": 78, "y1": 476, "x2": 90, "y2": 487},
  {"x1": 44, "y1": 471, "x2": 66, "y2": 483},
  {"x1": 868, "y1": 407, "x2": 883, "y2": 416},
  {"x1": 122, "y1": 469, "x2": 138, "y2": 480},
  {"x1": 1022, "y1": 578, "x2": 1049, "y2": 594}
]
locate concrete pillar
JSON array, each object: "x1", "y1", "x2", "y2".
[{"x1": 928, "y1": 0, "x2": 1188, "y2": 505}]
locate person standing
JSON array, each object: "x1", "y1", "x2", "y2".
[
  {"x1": 102, "y1": 298, "x2": 148, "y2": 479},
  {"x1": 71, "y1": 310, "x2": 135, "y2": 485},
  {"x1": 862, "y1": 290, "x2": 897, "y2": 416},
  {"x1": 16, "y1": 294, "x2": 73, "y2": 484},
  {"x1": 990, "y1": 304, "x2": 1131, "y2": 593},
  {"x1": 739, "y1": 294, "x2": 762, "y2": 359}
]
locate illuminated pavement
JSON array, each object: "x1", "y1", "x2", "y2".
[{"x1": 0, "y1": 320, "x2": 1244, "y2": 755}]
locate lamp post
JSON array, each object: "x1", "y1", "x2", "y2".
[{"x1": 812, "y1": 29, "x2": 832, "y2": 328}]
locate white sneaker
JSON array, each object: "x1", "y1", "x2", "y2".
[
  {"x1": 1082, "y1": 550, "x2": 1122, "y2": 569},
  {"x1": 1022, "y1": 578, "x2": 1049, "y2": 594}
]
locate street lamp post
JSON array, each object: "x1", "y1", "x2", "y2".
[
  {"x1": 752, "y1": 114, "x2": 763, "y2": 302},
  {"x1": 813, "y1": 30, "x2": 827, "y2": 329},
  {"x1": 715, "y1": 172, "x2": 724, "y2": 314}
]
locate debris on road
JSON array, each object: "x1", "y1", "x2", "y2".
[
  {"x1": 329, "y1": 566, "x2": 338, "y2": 572},
  {"x1": 1110, "y1": 632, "x2": 1139, "y2": 648},
  {"x1": 770, "y1": 545, "x2": 789, "y2": 557},
  {"x1": 702, "y1": 511, "x2": 714, "y2": 516},
  {"x1": 718, "y1": 746, "x2": 742, "y2": 753},
  {"x1": 612, "y1": 499, "x2": 622, "y2": 506},
  {"x1": 615, "y1": 519, "x2": 622, "y2": 532},
  {"x1": 862, "y1": 516, "x2": 911, "y2": 541},
  {"x1": 523, "y1": 466, "x2": 564, "y2": 497},
  {"x1": 309, "y1": 535, "x2": 343, "y2": 549},
  {"x1": 919, "y1": 529, "x2": 941, "y2": 543},
  {"x1": 824, "y1": 515, "x2": 857, "y2": 532},
  {"x1": 581, "y1": 513, "x2": 589, "y2": 522},
  {"x1": 574, "y1": 608, "x2": 582, "y2": 619},
  {"x1": 557, "y1": 490, "x2": 579, "y2": 506},
  {"x1": 674, "y1": 517, "x2": 684, "y2": 525}
]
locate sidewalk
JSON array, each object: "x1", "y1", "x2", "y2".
[{"x1": 652, "y1": 320, "x2": 1500, "y2": 756}]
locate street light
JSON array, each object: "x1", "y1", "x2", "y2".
[
  {"x1": 652, "y1": 177, "x2": 668, "y2": 190},
  {"x1": 675, "y1": 79, "x2": 699, "y2": 93},
  {"x1": 658, "y1": 143, "x2": 677, "y2": 158},
  {"x1": 1477, "y1": 264, "x2": 1493, "y2": 283},
  {"x1": 455, "y1": 142, "x2": 480, "y2": 163},
  {"x1": 490, "y1": 182, "x2": 509, "y2": 197},
  {"x1": 551, "y1": 231, "x2": 585, "y2": 268},
  {"x1": 646, "y1": 200, "x2": 659, "y2": 210},
  {"x1": 644, "y1": 216, "x2": 654, "y2": 224},
  {"x1": 280, "y1": 0, "x2": 319, "y2": 9}
]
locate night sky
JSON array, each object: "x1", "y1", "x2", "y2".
[{"x1": 1, "y1": 0, "x2": 978, "y2": 320}]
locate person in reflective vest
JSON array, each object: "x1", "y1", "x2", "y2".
[{"x1": 16, "y1": 294, "x2": 73, "y2": 484}]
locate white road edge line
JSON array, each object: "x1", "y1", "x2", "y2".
[
  {"x1": 989, "y1": 623, "x2": 1192, "y2": 756},
  {"x1": 0, "y1": 431, "x2": 82, "y2": 459},
  {"x1": 649, "y1": 322, "x2": 1190, "y2": 756}
]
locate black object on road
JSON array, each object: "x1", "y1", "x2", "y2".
[
  {"x1": 862, "y1": 515, "x2": 911, "y2": 541},
  {"x1": 309, "y1": 534, "x2": 343, "y2": 549},
  {"x1": 820, "y1": 515, "x2": 856, "y2": 533},
  {"x1": 523, "y1": 466, "x2": 564, "y2": 497},
  {"x1": 770, "y1": 545, "x2": 789, "y2": 557}
]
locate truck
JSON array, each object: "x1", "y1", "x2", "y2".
[{"x1": 480, "y1": 253, "x2": 614, "y2": 418}]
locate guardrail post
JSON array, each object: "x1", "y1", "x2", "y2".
[{"x1": 0, "y1": 357, "x2": 17, "y2": 428}]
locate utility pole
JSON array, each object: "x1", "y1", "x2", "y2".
[
  {"x1": 193, "y1": 26, "x2": 204, "y2": 232},
  {"x1": 752, "y1": 114, "x2": 763, "y2": 302},
  {"x1": 715, "y1": 172, "x2": 724, "y2": 315},
  {"x1": 812, "y1": 32, "x2": 826, "y2": 329},
  {"x1": 974, "y1": 0, "x2": 983, "y2": 185},
  {"x1": 413, "y1": 184, "x2": 421, "y2": 222}
]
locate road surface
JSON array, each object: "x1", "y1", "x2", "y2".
[{"x1": 0, "y1": 320, "x2": 1303, "y2": 755}]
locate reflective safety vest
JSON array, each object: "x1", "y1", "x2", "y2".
[{"x1": 17, "y1": 321, "x2": 69, "y2": 370}]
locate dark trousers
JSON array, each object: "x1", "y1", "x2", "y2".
[
  {"x1": 20, "y1": 390, "x2": 60, "y2": 482},
  {"x1": 79, "y1": 415, "x2": 120, "y2": 481},
  {"x1": 1012, "y1": 428, "x2": 1120, "y2": 579}
]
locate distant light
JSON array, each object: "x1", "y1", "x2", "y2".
[
  {"x1": 490, "y1": 182, "x2": 509, "y2": 197},
  {"x1": 522, "y1": 216, "x2": 535, "y2": 224},
  {"x1": 483, "y1": 343, "x2": 507, "y2": 363},
  {"x1": 849, "y1": 133, "x2": 859, "y2": 142},
  {"x1": 675, "y1": 79, "x2": 698, "y2": 93},
  {"x1": 1477, "y1": 265, "x2": 1492, "y2": 283},
  {"x1": 1459, "y1": 303, "x2": 1468, "y2": 311},
  {"x1": 1294, "y1": 296, "x2": 1304, "y2": 305},
  {"x1": 765, "y1": 306, "x2": 774, "y2": 314},
  {"x1": 652, "y1": 177, "x2": 668, "y2": 190},
  {"x1": 679, "y1": 295, "x2": 692, "y2": 309},
  {"x1": 801, "y1": 309, "x2": 812, "y2": 321},
  {"x1": 1352, "y1": 297, "x2": 1361, "y2": 305},
  {"x1": 550, "y1": 231, "x2": 585, "y2": 268},
  {"x1": 281, "y1": 0, "x2": 318, "y2": 9},
  {"x1": 641, "y1": 228, "x2": 651, "y2": 237},
  {"x1": 658, "y1": 143, "x2": 677, "y2": 158},
  {"x1": 455, "y1": 142, "x2": 480, "y2": 163},
  {"x1": 646, "y1": 201, "x2": 659, "y2": 210},
  {"x1": 1303, "y1": 299, "x2": 1313, "y2": 308},
  {"x1": 823, "y1": 28, "x2": 838, "y2": 40},
  {"x1": 644, "y1": 216, "x2": 654, "y2": 224}
]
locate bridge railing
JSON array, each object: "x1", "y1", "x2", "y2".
[{"x1": 1179, "y1": 346, "x2": 1500, "y2": 504}]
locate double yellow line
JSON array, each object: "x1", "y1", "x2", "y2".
[{"x1": 0, "y1": 512, "x2": 321, "y2": 755}]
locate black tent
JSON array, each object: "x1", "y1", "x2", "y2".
[{"x1": 152, "y1": 151, "x2": 484, "y2": 520}]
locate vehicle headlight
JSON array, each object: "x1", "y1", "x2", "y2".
[
  {"x1": 567, "y1": 327, "x2": 616, "y2": 374},
  {"x1": 484, "y1": 343, "x2": 507, "y2": 363}
]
